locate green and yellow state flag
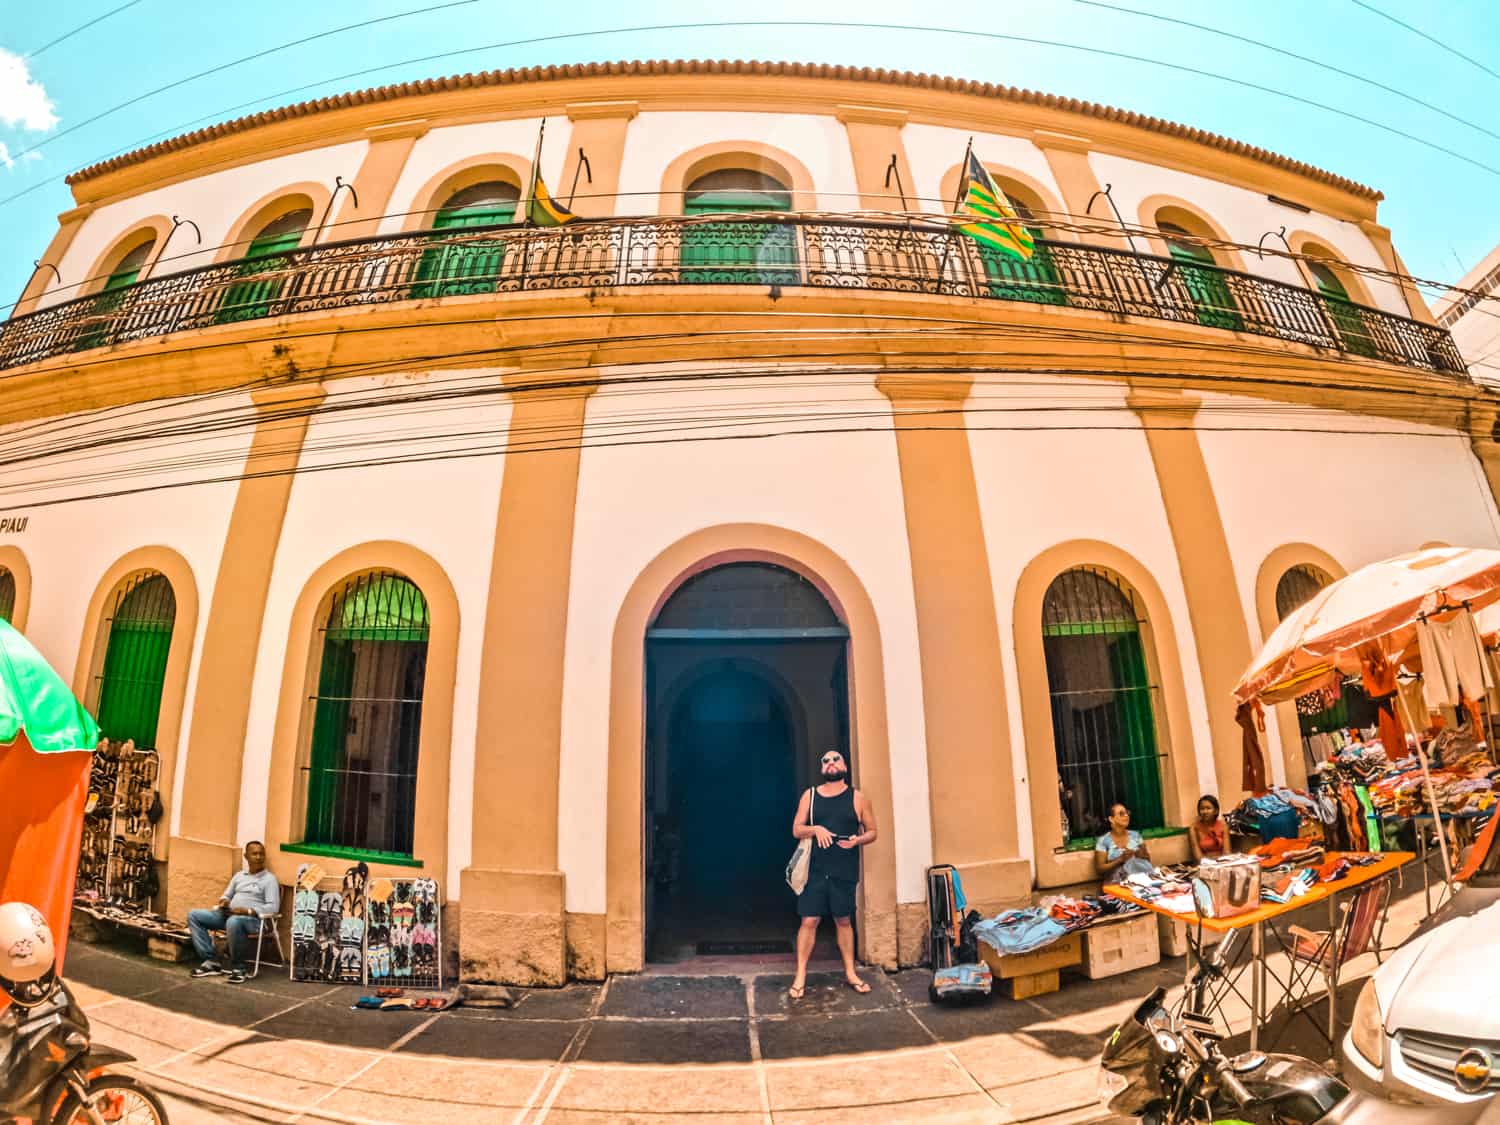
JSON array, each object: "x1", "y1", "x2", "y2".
[
  {"x1": 526, "y1": 171, "x2": 578, "y2": 227},
  {"x1": 956, "y1": 151, "x2": 1034, "y2": 261}
]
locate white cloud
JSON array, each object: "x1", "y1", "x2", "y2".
[
  {"x1": 0, "y1": 49, "x2": 57, "y2": 133},
  {"x1": 0, "y1": 142, "x2": 11, "y2": 170}
]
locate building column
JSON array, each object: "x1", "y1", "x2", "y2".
[
  {"x1": 1358, "y1": 220, "x2": 1436, "y2": 325},
  {"x1": 876, "y1": 373, "x2": 1030, "y2": 913},
  {"x1": 14, "y1": 204, "x2": 94, "y2": 316},
  {"x1": 325, "y1": 121, "x2": 429, "y2": 242},
  {"x1": 837, "y1": 105, "x2": 914, "y2": 213},
  {"x1": 1031, "y1": 131, "x2": 1127, "y2": 249},
  {"x1": 561, "y1": 102, "x2": 638, "y2": 219},
  {"x1": 1128, "y1": 389, "x2": 1256, "y2": 802},
  {"x1": 461, "y1": 361, "x2": 596, "y2": 986},
  {"x1": 167, "y1": 382, "x2": 325, "y2": 915}
]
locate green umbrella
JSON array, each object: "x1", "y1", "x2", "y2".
[{"x1": 0, "y1": 620, "x2": 99, "y2": 753}]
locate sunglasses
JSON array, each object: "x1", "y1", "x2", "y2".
[{"x1": 820, "y1": 755, "x2": 845, "y2": 765}]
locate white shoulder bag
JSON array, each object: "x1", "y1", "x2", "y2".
[{"x1": 785, "y1": 788, "x2": 815, "y2": 895}]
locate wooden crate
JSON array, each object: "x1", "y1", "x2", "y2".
[{"x1": 1005, "y1": 969, "x2": 1060, "y2": 1000}]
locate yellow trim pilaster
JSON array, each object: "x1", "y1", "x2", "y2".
[
  {"x1": 837, "y1": 105, "x2": 914, "y2": 213},
  {"x1": 461, "y1": 357, "x2": 597, "y2": 986},
  {"x1": 167, "y1": 381, "x2": 326, "y2": 915},
  {"x1": 325, "y1": 121, "x2": 428, "y2": 241},
  {"x1": 876, "y1": 372, "x2": 1030, "y2": 911},
  {"x1": 562, "y1": 101, "x2": 638, "y2": 219},
  {"x1": 14, "y1": 204, "x2": 94, "y2": 316},
  {"x1": 1128, "y1": 388, "x2": 1255, "y2": 802}
]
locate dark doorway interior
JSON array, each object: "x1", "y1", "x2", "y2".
[{"x1": 644, "y1": 562, "x2": 850, "y2": 963}]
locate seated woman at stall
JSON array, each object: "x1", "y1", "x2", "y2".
[
  {"x1": 1190, "y1": 794, "x2": 1229, "y2": 862},
  {"x1": 1096, "y1": 801, "x2": 1154, "y2": 879}
]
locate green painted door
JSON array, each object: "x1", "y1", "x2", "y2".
[
  {"x1": 682, "y1": 191, "x2": 799, "y2": 285},
  {"x1": 978, "y1": 227, "x2": 1068, "y2": 305},
  {"x1": 411, "y1": 198, "x2": 516, "y2": 299},
  {"x1": 1311, "y1": 264, "x2": 1378, "y2": 358},
  {"x1": 1166, "y1": 237, "x2": 1244, "y2": 332},
  {"x1": 94, "y1": 575, "x2": 175, "y2": 749},
  {"x1": 73, "y1": 255, "x2": 146, "y2": 352},
  {"x1": 215, "y1": 217, "x2": 309, "y2": 324}
]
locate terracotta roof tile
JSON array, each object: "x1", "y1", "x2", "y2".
[{"x1": 66, "y1": 59, "x2": 1381, "y2": 200}]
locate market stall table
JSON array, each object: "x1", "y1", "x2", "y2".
[{"x1": 1104, "y1": 851, "x2": 1412, "y2": 1049}]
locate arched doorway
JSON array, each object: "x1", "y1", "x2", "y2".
[{"x1": 645, "y1": 561, "x2": 849, "y2": 961}]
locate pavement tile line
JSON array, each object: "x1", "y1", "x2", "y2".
[
  {"x1": 525, "y1": 969, "x2": 612, "y2": 1124},
  {"x1": 743, "y1": 976, "x2": 774, "y2": 1125},
  {"x1": 288, "y1": 1012, "x2": 443, "y2": 1124}
]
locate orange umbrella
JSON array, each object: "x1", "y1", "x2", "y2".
[{"x1": 1236, "y1": 546, "x2": 1500, "y2": 704}]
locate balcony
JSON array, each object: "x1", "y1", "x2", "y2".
[{"x1": 0, "y1": 214, "x2": 1466, "y2": 376}]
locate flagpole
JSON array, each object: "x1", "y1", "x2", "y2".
[
  {"x1": 931, "y1": 136, "x2": 973, "y2": 295},
  {"x1": 520, "y1": 118, "x2": 545, "y2": 288}
]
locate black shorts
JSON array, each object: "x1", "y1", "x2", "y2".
[{"x1": 797, "y1": 874, "x2": 857, "y2": 919}]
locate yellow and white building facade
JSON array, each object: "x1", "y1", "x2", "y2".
[{"x1": 3, "y1": 60, "x2": 1497, "y2": 985}]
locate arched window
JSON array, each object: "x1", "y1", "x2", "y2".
[
  {"x1": 73, "y1": 237, "x2": 156, "y2": 352},
  {"x1": 1043, "y1": 567, "x2": 1164, "y2": 843},
  {"x1": 0, "y1": 568, "x2": 14, "y2": 624},
  {"x1": 681, "y1": 168, "x2": 798, "y2": 284},
  {"x1": 94, "y1": 572, "x2": 176, "y2": 749},
  {"x1": 216, "y1": 207, "x2": 313, "y2": 324},
  {"x1": 1306, "y1": 257, "x2": 1378, "y2": 359},
  {"x1": 653, "y1": 562, "x2": 842, "y2": 631},
  {"x1": 1158, "y1": 219, "x2": 1244, "y2": 332},
  {"x1": 976, "y1": 184, "x2": 1068, "y2": 307},
  {"x1": 411, "y1": 180, "x2": 521, "y2": 299},
  {"x1": 302, "y1": 571, "x2": 429, "y2": 858},
  {"x1": 1274, "y1": 563, "x2": 1375, "y2": 742}
]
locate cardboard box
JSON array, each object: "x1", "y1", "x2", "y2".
[
  {"x1": 1158, "y1": 914, "x2": 1222, "y2": 958},
  {"x1": 979, "y1": 930, "x2": 1083, "y2": 980},
  {"x1": 1082, "y1": 913, "x2": 1160, "y2": 980},
  {"x1": 1005, "y1": 969, "x2": 1060, "y2": 999}
]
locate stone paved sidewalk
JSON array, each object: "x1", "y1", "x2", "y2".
[{"x1": 64, "y1": 875, "x2": 1438, "y2": 1124}]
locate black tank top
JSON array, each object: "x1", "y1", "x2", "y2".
[{"x1": 807, "y1": 784, "x2": 861, "y2": 882}]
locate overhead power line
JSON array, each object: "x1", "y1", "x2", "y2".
[
  {"x1": 1347, "y1": 0, "x2": 1500, "y2": 85},
  {"x1": 24, "y1": 0, "x2": 147, "y2": 59}
]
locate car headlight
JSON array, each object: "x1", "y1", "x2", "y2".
[{"x1": 1350, "y1": 978, "x2": 1385, "y2": 1069}]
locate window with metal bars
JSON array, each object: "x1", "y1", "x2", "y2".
[
  {"x1": 1275, "y1": 564, "x2": 1375, "y2": 738},
  {"x1": 0, "y1": 568, "x2": 13, "y2": 623},
  {"x1": 302, "y1": 570, "x2": 429, "y2": 859},
  {"x1": 1043, "y1": 567, "x2": 1166, "y2": 844},
  {"x1": 411, "y1": 180, "x2": 521, "y2": 299},
  {"x1": 214, "y1": 208, "x2": 312, "y2": 325},
  {"x1": 94, "y1": 571, "x2": 176, "y2": 749},
  {"x1": 1159, "y1": 220, "x2": 1245, "y2": 333}
]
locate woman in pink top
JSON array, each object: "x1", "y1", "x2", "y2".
[{"x1": 1190, "y1": 794, "x2": 1229, "y2": 862}]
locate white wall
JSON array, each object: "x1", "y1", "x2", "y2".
[
  {"x1": 966, "y1": 375, "x2": 1219, "y2": 863},
  {"x1": 231, "y1": 370, "x2": 510, "y2": 898},
  {"x1": 902, "y1": 124, "x2": 1064, "y2": 216},
  {"x1": 0, "y1": 392, "x2": 257, "y2": 832},
  {"x1": 556, "y1": 365, "x2": 934, "y2": 912},
  {"x1": 376, "y1": 116, "x2": 557, "y2": 235},
  {"x1": 1090, "y1": 152, "x2": 1408, "y2": 316},
  {"x1": 48, "y1": 142, "x2": 371, "y2": 304},
  {"x1": 615, "y1": 111, "x2": 859, "y2": 214}
]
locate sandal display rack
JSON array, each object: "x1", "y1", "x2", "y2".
[{"x1": 74, "y1": 739, "x2": 187, "y2": 940}]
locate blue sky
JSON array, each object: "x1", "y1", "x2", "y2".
[{"x1": 2, "y1": 0, "x2": 1497, "y2": 311}]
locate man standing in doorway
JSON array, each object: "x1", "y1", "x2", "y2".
[{"x1": 788, "y1": 749, "x2": 878, "y2": 999}]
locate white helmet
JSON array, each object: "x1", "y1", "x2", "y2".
[{"x1": 0, "y1": 902, "x2": 57, "y2": 1006}]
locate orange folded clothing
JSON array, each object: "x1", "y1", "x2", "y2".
[{"x1": 1250, "y1": 838, "x2": 1324, "y2": 869}]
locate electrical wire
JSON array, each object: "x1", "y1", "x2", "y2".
[
  {"x1": 23, "y1": 0, "x2": 147, "y2": 59},
  {"x1": 1346, "y1": 0, "x2": 1500, "y2": 85}
]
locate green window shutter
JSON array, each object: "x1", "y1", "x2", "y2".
[
  {"x1": 681, "y1": 191, "x2": 799, "y2": 285},
  {"x1": 72, "y1": 261, "x2": 146, "y2": 353},
  {"x1": 1166, "y1": 240, "x2": 1245, "y2": 332},
  {"x1": 0, "y1": 569, "x2": 15, "y2": 624},
  {"x1": 411, "y1": 201, "x2": 516, "y2": 299},
  {"x1": 215, "y1": 219, "x2": 310, "y2": 325},
  {"x1": 303, "y1": 572, "x2": 429, "y2": 857},
  {"x1": 94, "y1": 575, "x2": 175, "y2": 749},
  {"x1": 1309, "y1": 263, "x2": 1378, "y2": 358},
  {"x1": 977, "y1": 228, "x2": 1068, "y2": 306}
]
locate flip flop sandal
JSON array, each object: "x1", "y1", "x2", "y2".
[
  {"x1": 788, "y1": 984, "x2": 806, "y2": 1000},
  {"x1": 845, "y1": 979, "x2": 872, "y2": 994}
]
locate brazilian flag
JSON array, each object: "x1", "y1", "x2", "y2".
[
  {"x1": 527, "y1": 172, "x2": 577, "y2": 227},
  {"x1": 956, "y1": 151, "x2": 1034, "y2": 261}
]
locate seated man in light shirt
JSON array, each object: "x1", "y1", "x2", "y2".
[{"x1": 188, "y1": 841, "x2": 281, "y2": 983}]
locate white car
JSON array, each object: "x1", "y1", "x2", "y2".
[{"x1": 1341, "y1": 825, "x2": 1500, "y2": 1107}]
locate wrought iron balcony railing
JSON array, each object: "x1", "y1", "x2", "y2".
[{"x1": 0, "y1": 213, "x2": 1466, "y2": 376}]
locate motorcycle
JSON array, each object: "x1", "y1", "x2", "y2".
[
  {"x1": 1, "y1": 978, "x2": 167, "y2": 1125},
  {"x1": 1099, "y1": 926, "x2": 1481, "y2": 1124}
]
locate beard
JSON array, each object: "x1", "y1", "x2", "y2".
[{"x1": 821, "y1": 766, "x2": 849, "y2": 783}]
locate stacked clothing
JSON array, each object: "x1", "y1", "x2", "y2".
[
  {"x1": 972, "y1": 909, "x2": 1068, "y2": 956},
  {"x1": 1262, "y1": 868, "x2": 1317, "y2": 904},
  {"x1": 1250, "y1": 838, "x2": 1325, "y2": 869},
  {"x1": 1120, "y1": 869, "x2": 1195, "y2": 915},
  {"x1": 1038, "y1": 893, "x2": 1140, "y2": 932}
]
